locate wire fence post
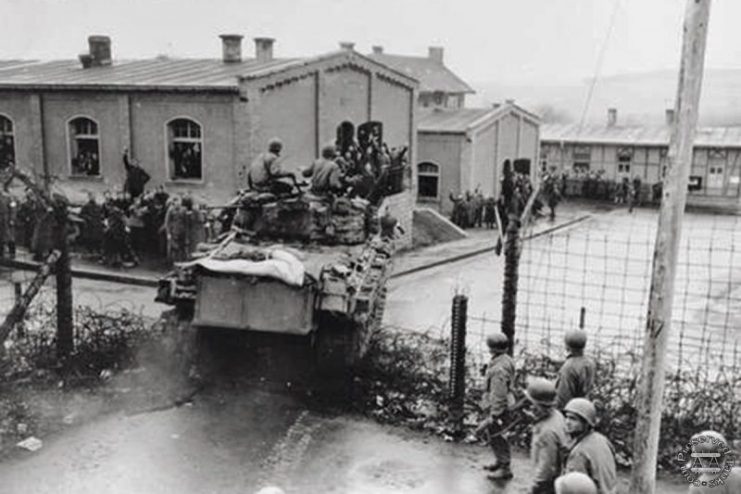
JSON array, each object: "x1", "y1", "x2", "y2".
[
  {"x1": 450, "y1": 293, "x2": 467, "y2": 437},
  {"x1": 579, "y1": 307, "x2": 586, "y2": 330}
]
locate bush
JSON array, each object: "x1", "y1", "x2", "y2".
[{"x1": 1, "y1": 300, "x2": 154, "y2": 382}]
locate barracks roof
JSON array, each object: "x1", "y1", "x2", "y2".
[
  {"x1": 0, "y1": 50, "x2": 417, "y2": 93},
  {"x1": 367, "y1": 53, "x2": 475, "y2": 95},
  {"x1": 419, "y1": 102, "x2": 540, "y2": 134},
  {"x1": 542, "y1": 123, "x2": 741, "y2": 149}
]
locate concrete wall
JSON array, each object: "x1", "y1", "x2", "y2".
[
  {"x1": 470, "y1": 122, "x2": 498, "y2": 198},
  {"x1": 320, "y1": 68, "x2": 371, "y2": 146},
  {"x1": 381, "y1": 190, "x2": 413, "y2": 249},
  {"x1": 373, "y1": 76, "x2": 413, "y2": 151},
  {"x1": 417, "y1": 133, "x2": 462, "y2": 214}
]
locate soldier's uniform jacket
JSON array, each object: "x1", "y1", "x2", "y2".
[
  {"x1": 481, "y1": 353, "x2": 515, "y2": 417},
  {"x1": 555, "y1": 351, "x2": 596, "y2": 410},
  {"x1": 249, "y1": 151, "x2": 283, "y2": 188},
  {"x1": 564, "y1": 430, "x2": 618, "y2": 494},
  {"x1": 529, "y1": 409, "x2": 568, "y2": 494},
  {"x1": 302, "y1": 158, "x2": 342, "y2": 196}
]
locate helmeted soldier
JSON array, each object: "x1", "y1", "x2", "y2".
[
  {"x1": 563, "y1": 398, "x2": 617, "y2": 494},
  {"x1": 555, "y1": 330, "x2": 596, "y2": 410},
  {"x1": 248, "y1": 138, "x2": 295, "y2": 195},
  {"x1": 301, "y1": 145, "x2": 344, "y2": 197},
  {"x1": 480, "y1": 332, "x2": 515, "y2": 480},
  {"x1": 526, "y1": 378, "x2": 569, "y2": 494},
  {"x1": 555, "y1": 472, "x2": 598, "y2": 494}
]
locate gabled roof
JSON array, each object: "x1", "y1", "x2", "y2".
[
  {"x1": 367, "y1": 53, "x2": 474, "y2": 95},
  {"x1": 542, "y1": 123, "x2": 741, "y2": 149},
  {"x1": 0, "y1": 50, "x2": 418, "y2": 93},
  {"x1": 418, "y1": 102, "x2": 540, "y2": 134}
]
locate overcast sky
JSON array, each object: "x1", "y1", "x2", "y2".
[{"x1": 1, "y1": 0, "x2": 738, "y2": 85}]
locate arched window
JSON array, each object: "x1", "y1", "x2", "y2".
[
  {"x1": 0, "y1": 115, "x2": 14, "y2": 170},
  {"x1": 68, "y1": 116, "x2": 100, "y2": 176},
  {"x1": 167, "y1": 118, "x2": 202, "y2": 180},
  {"x1": 417, "y1": 161, "x2": 440, "y2": 199}
]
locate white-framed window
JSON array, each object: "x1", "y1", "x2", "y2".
[
  {"x1": 572, "y1": 146, "x2": 591, "y2": 173},
  {"x1": 617, "y1": 147, "x2": 633, "y2": 174},
  {"x1": 417, "y1": 162, "x2": 440, "y2": 199},
  {"x1": 68, "y1": 116, "x2": 100, "y2": 176},
  {"x1": 167, "y1": 118, "x2": 202, "y2": 180},
  {"x1": 0, "y1": 114, "x2": 14, "y2": 170}
]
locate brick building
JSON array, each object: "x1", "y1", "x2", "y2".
[
  {"x1": 0, "y1": 35, "x2": 419, "y2": 245},
  {"x1": 370, "y1": 46, "x2": 540, "y2": 214}
]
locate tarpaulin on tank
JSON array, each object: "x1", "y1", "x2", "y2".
[{"x1": 188, "y1": 248, "x2": 305, "y2": 287}]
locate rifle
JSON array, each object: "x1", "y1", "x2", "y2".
[{"x1": 475, "y1": 396, "x2": 530, "y2": 439}]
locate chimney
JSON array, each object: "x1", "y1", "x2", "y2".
[
  {"x1": 372, "y1": 45, "x2": 384, "y2": 54},
  {"x1": 254, "y1": 37, "x2": 275, "y2": 63},
  {"x1": 339, "y1": 41, "x2": 355, "y2": 51},
  {"x1": 219, "y1": 34, "x2": 243, "y2": 63},
  {"x1": 607, "y1": 108, "x2": 617, "y2": 127},
  {"x1": 505, "y1": 98, "x2": 515, "y2": 105},
  {"x1": 428, "y1": 46, "x2": 444, "y2": 64},
  {"x1": 665, "y1": 108, "x2": 675, "y2": 125},
  {"x1": 86, "y1": 35, "x2": 112, "y2": 67}
]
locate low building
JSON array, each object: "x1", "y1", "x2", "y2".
[
  {"x1": 541, "y1": 109, "x2": 741, "y2": 210},
  {"x1": 417, "y1": 102, "x2": 541, "y2": 213},
  {"x1": 369, "y1": 46, "x2": 540, "y2": 214},
  {"x1": 0, "y1": 35, "x2": 419, "y2": 245}
]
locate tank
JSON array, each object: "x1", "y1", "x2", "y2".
[{"x1": 155, "y1": 182, "x2": 398, "y2": 378}]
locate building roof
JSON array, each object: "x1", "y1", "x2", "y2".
[
  {"x1": 542, "y1": 123, "x2": 741, "y2": 149},
  {"x1": 0, "y1": 50, "x2": 418, "y2": 93},
  {"x1": 0, "y1": 57, "x2": 302, "y2": 92},
  {"x1": 367, "y1": 53, "x2": 474, "y2": 95},
  {"x1": 418, "y1": 102, "x2": 540, "y2": 134}
]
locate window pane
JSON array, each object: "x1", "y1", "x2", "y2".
[
  {"x1": 71, "y1": 137, "x2": 100, "y2": 176},
  {"x1": 418, "y1": 176, "x2": 438, "y2": 198},
  {"x1": 418, "y1": 162, "x2": 439, "y2": 174}
]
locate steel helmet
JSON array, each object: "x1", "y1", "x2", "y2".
[
  {"x1": 564, "y1": 329, "x2": 587, "y2": 350},
  {"x1": 268, "y1": 138, "x2": 283, "y2": 153},
  {"x1": 554, "y1": 472, "x2": 597, "y2": 494},
  {"x1": 486, "y1": 333, "x2": 509, "y2": 352},
  {"x1": 564, "y1": 398, "x2": 597, "y2": 427},
  {"x1": 255, "y1": 487, "x2": 286, "y2": 494},
  {"x1": 524, "y1": 378, "x2": 557, "y2": 407},
  {"x1": 321, "y1": 144, "x2": 336, "y2": 159}
]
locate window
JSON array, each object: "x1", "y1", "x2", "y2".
[
  {"x1": 0, "y1": 114, "x2": 14, "y2": 170},
  {"x1": 617, "y1": 147, "x2": 633, "y2": 174},
  {"x1": 68, "y1": 117, "x2": 100, "y2": 176},
  {"x1": 417, "y1": 162, "x2": 439, "y2": 199},
  {"x1": 572, "y1": 146, "x2": 591, "y2": 173},
  {"x1": 167, "y1": 118, "x2": 202, "y2": 180}
]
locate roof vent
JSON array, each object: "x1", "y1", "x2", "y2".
[
  {"x1": 428, "y1": 46, "x2": 444, "y2": 64},
  {"x1": 220, "y1": 34, "x2": 243, "y2": 63},
  {"x1": 254, "y1": 37, "x2": 275, "y2": 63},
  {"x1": 372, "y1": 45, "x2": 384, "y2": 54},
  {"x1": 607, "y1": 108, "x2": 618, "y2": 127},
  {"x1": 339, "y1": 41, "x2": 355, "y2": 51}
]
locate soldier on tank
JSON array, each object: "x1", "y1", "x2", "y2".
[
  {"x1": 248, "y1": 138, "x2": 296, "y2": 195},
  {"x1": 301, "y1": 145, "x2": 344, "y2": 198}
]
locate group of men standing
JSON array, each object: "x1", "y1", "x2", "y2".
[{"x1": 480, "y1": 329, "x2": 616, "y2": 493}]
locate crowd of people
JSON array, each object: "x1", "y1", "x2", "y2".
[{"x1": 560, "y1": 169, "x2": 657, "y2": 211}]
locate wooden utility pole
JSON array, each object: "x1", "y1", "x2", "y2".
[
  {"x1": 54, "y1": 199, "x2": 74, "y2": 359},
  {"x1": 629, "y1": 2, "x2": 711, "y2": 493}
]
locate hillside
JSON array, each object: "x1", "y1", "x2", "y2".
[{"x1": 470, "y1": 69, "x2": 741, "y2": 126}]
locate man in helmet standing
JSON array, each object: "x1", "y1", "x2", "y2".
[
  {"x1": 563, "y1": 398, "x2": 617, "y2": 494},
  {"x1": 556, "y1": 330, "x2": 596, "y2": 410},
  {"x1": 248, "y1": 138, "x2": 296, "y2": 195},
  {"x1": 526, "y1": 378, "x2": 569, "y2": 494},
  {"x1": 479, "y1": 332, "x2": 516, "y2": 480}
]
